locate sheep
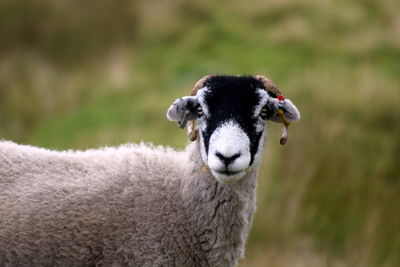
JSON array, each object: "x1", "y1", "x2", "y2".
[{"x1": 0, "y1": 75, "x2": 300, "y2": 267}]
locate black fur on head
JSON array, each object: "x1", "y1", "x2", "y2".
[{"x1": 199, "y1": 76, "x2": 268, "y2": 164}]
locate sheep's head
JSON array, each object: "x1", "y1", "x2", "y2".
[{"x1": 167, "y1": 75, "x2": 300, "y2": 183}]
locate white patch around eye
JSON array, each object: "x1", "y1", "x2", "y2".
[
  {"x1": 252, "y1": 88, "x2": 269, "y2": 133},
  {"x1": 254, "y1": 117, "x2": 265, "y2": 133},
  {"x1": 199, "y1": 130, "x2": 208, "y2": 164},
  {"x1": 252, "y1": 129, "x2": 267, "y2": 167},
  {"x1": 196, "y1": 87, "x2": 210, "y2": 132},
  {"x1": 198, "y1": 116, "x2": 208, "y2": 133},
  {"x1": 252, "y1": 88, "x2": 269, "y2": 118},
  {"x1": 196, "y1": 87, "x2": 210, "y2": 117}
]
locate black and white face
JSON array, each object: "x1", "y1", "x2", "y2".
[{"x1": 167, "y1": 76, "x2": 300, "y2": 183}]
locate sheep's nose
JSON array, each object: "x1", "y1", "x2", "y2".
[{"x1": 215, "y1": 152, "x2": 241, "y2": 167}]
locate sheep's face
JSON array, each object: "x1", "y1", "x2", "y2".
[{"x1": 167, "y1": 76, "x2": 300, "y2": 183}]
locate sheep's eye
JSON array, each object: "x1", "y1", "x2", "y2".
[
  {"x1": 260, "y1": 107, "x2": 268, "y2": 119},
  {"x1": 196, "y1": 106, "x2": 204, "y2": 116}
]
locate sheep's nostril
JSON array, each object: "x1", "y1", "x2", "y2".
[{"x1": 215, "y1": 152, "x2": 241, "y2": 166}]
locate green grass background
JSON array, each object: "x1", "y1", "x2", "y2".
[{"x1": 0, "y1": 0, "x2": 399, "y2": 266}]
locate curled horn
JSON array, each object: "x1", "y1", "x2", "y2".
[
  {"x1": 253, "y1": 75, "x2": 282, "y2": 97},
  {"x1": 187, "y1": 75, "x2": 213, "y2": 141},
  {"x1": 253, "y1": 75, "x2": 289, "y2": 145}
]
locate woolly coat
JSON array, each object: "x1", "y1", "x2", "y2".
[{"x1": 0, "y1": 139, "x2": 259, "y2": 267}]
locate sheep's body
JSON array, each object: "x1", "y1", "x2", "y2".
[
  {"x1": 0, "y1": 75, "x2": 301, "y2": 266},
  {"x1": 0, "y1": 140, "x2": 257, "y2": 266}
]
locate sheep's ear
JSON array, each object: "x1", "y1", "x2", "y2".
[
  {"x1": 266, "y1": 98, "x2": 300, "y2": 123},
  {"x1": 167, "y1": 96, "x2": 199, "y2": 128},
  {"x1": 264, "y1": 97, "x2": 300, "y2": 145}
]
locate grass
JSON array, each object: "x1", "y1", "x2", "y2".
[{"x1": 0, "y1": 0, "x2": 399, "y2": 266}]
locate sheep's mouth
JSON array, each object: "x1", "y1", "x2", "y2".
[
  {"x1": 210, "y1": 169, "x2": 247, "y2": 184},
  {"x1": 216, "y1": 170, "x2": 242, "y2": 176}
]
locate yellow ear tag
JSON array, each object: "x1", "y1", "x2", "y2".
[{"x1": 277, "y1": 109, "x2": 290, "y2": 127}]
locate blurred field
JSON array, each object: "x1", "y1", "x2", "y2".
[{"x1": 0, "y1": 0, "x2": 399, "y2": 266}]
